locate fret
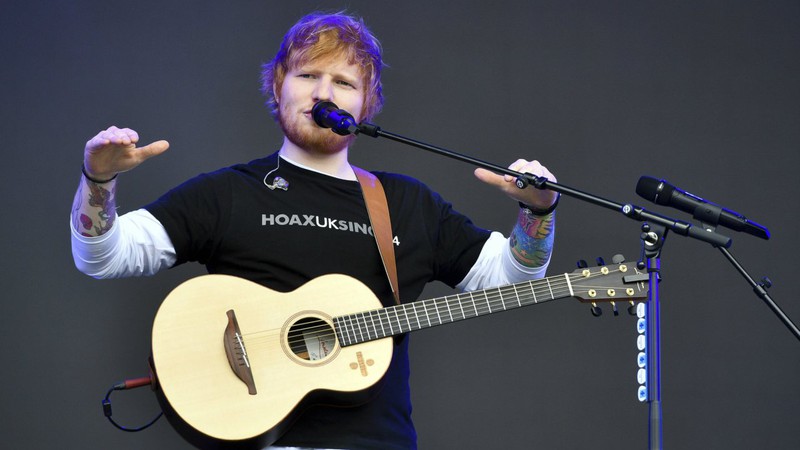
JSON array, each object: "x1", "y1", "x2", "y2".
[
  {"x1": 338, "y1": 315, "x2": 347, "y2": 346},
  {"x1": 431, "y1": 300, "x2": 440, "y2": 325},
  {"x1": 406, "y1": 303, "x2": 417, "y2": 331},
  {"x1": 422, "y1": 300, "x2": 432, "y2": 327},
  {"x1": 430, "y1": 299, "x2": 442, "y2": 326},
  {"x1": 393, "y1": 306, "x2": 404, "y2": 334},
  {"x1": 531, "y1": 280, "x2": 539, "y2": 304},
  {"x1": 378, "y1": 308, "x2": 390, "y2": 337},
  {"x1": 402, "y1": 304, "x2": 413, "y2": 332},
  {"x1": 441, "y1": 298, "x2": 452, "y2": 324},
  {"x1": 343, "y1": 315, "x2": 354, "y2": 345},
  {"x1": 333, "y1": 317, "x2": 344, "y2": 346},
  {"x1": 423, "y1": 301, "x2": 432, "y2": 327},
  {"x1": 356, "y1": 312, "x2": 366, "y2": 343},
  {"x1": 512, "y1": 284, "x2": 522, "y2": 307},
  {"x1": 373, "y1": 310, "x2": 383, "y2": 337},
  {"x1": 359, "y1": 313, "x2": 369, "y2": 342},
  {"x1": 405, "y1": 303, "x2": 415, "y2": 330},
  {"x1": 363, "y1": 312, "x2": 373, "y2": 341},
  {"x1": 469, "y1": 291, "x2": 479, "y2": 318},
  {"x1": 498, "y1": 287, "x2": 507, "y2": 311},
  {"x1": 483, "y1": 290, "x2": 492, "y2": 315},
  {"x1": 416, "y1": 301, "x2": 427, "y2": 327},
  {"x1": 390, "y1": 307, "x2": 399, "y2": 335},
  {"x1": 418, "y1": 301, "x2": 430, "y2": 328},
  {"x1": 416, "y1": 303, "x2": 424, "y2": 330},
  {"x1": 546, "y1": 277, "x2": 554, "y2": 300},
  {"x1": 564, "y1": 273, "x2": 574, "y2": 297},
  {"x1": 351, "y1": 314, "x2": 360, "y2": 343},
  {"x1": 367, "y1": 310, "x2": 378, "y2": 340},
  {"x1": 457, "y1": 294, "x2": 466, "y2": 321}
]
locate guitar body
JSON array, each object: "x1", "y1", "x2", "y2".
[
  {"x1": 150, "y1": 274, "x2": 393, "y2": 449},
  {"x1": 149, "y1": 260, "x2": 647, "y2": 448}
]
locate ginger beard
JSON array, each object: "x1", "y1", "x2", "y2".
[{"x1": 277, "y1": 100, "x2": 356, "y2": 155}]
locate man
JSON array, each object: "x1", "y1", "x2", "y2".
[{"x1": 71, "y1": 12, "x2": 558, "y2": 450}]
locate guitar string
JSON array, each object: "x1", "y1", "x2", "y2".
[
  {"x1": 236, "y1": 268, "x2": 639, "y2": 350},
  {"x1": 241, "y1": 268, "x2": 634, "y2": 348},
  {"x1": 239, "y1": 276, "x2": 578, "y2": 344},
  {"x1": 270, "y1": 267, "x2": 631, "y2": 342},
  {"x1": 246, "y1": 271, "x2": 639, "y2": 350}
]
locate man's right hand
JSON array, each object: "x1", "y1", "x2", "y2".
[{"x1": 83, "y1": 126, "x2": 170, "y2": 181}]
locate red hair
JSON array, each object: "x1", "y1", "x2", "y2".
[{"x1": 261, "y1": 12, "x2": 385, "y2": 121}]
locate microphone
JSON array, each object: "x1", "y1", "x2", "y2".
[
  {"x1": 312, "y1": 101, "x2": 358, "y2": 136},
  {"x1": 636, "y1": 176, "x2": 770, "y2": 240}
]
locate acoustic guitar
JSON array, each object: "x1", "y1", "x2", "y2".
[{"x1": 150, "y1": 261, "x2": 649, "y2": 449}]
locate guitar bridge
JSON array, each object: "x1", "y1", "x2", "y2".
[{"x1": 223, "y1": 309, "x2": 257, "y2": 395}]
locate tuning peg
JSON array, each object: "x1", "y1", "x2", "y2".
[
  {"x1": 576, "y1": 259, "x2": 588, "y2": 269},
  {"x1": 612, "y1": 254, "x2": 625, "y2": 264},
  {"x1": 590, "y1": 302, "x2": 602, "y2": 317},
  {"x1": 758, "y1": 277, "x2": 773, "y2": 289},
  {"x1": 611, "y1": 301, "x2": 619, "y2": 316},
  {"x1": 596, "y1": 257, "x2": 606, "y2": 266},
  {"x1": 627, "y1": 302, "x2": 638, "y2": 316}
]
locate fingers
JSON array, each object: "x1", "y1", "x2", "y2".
[
  {"x1": 84, "y1": 126, "x2": 168, "y2": 176},
  {"x1": 105, "y1": 126, "x2": 139, "y2": 144},
  {"x1": 85, "y1": 126, "x2": 140, "y2": 152},
  {"x1": 474, "y1": 159, "x2": 557, "y2": 189},
  {"x1": 474, "y1": 159, "x2": 558, "y2": 209},
  {"x1": 473, "y1": 167, "x2": 504, "y2": 187},
  {"x1": 507, "y1": 159, "x2": 557, "y2": 184},
  {"x1": 138, "y1": 140, "x2": 170, "y2": 160}
]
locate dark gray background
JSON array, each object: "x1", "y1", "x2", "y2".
[{"x1": 2, "y1": 1, "x2": 798, "y2": 449}]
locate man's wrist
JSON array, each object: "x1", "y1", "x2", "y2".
[
  {"x1": 519, "y1": 192, "x2": 560, "y2": 216},
  {"x1": 82, "y1": 164, "x2": 118, "y2": 184}
]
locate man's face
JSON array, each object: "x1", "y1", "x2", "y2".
[{"x1": 276, "y1": 56, "x2": 365, "y2": 154}]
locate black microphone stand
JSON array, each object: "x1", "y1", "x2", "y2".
[
  {"x1": 641, "y1": 222, "x2": 666, "y2": 450},
  {"x1": 705, "y1": 225, "x2": 800, "y2": 340},
  {"x1": 354, "y1": 121, "x2": 743, "y2": 450},
  {"x1": 356, "y1": 121, "x2": 732, "y2": 247}
]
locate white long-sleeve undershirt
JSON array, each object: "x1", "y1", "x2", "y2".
[{"x1": 71, "y1": 209, "x2": 548, "y2": 290}]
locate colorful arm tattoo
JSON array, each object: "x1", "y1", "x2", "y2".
[
  {"x1": 509, "y1": 209, "x2": 555, "y2": 268},
  {"x1": 71, "y1": 177, "x2": 117, "y2": 237}
]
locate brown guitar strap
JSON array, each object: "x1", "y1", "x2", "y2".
[{"x1": 353, "y1": 166, "x2": 400, "y2": 306}]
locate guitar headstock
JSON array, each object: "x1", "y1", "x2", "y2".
[{"x1": 569, "y1": 255, "x2": 649, "y2": 316}]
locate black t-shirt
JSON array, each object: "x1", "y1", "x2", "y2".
[{"x1": 146, "y1": 153, "x2": 491, "y2": 449}]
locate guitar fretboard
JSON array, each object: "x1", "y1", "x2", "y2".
[{"x1": 333, "y1": 273, "x2": 575, "y2": 346}]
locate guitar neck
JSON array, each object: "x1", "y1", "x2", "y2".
[{"x1": 334, "y1": 273, "x2": 575, "y2": 346}]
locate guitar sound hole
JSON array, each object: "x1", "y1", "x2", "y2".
[{"x1": 287, "y1": 317, "x2": 336, "y2": 361}]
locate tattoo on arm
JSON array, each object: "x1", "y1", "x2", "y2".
[
  {"x1": 509, "y1": 210, "x2": 555, "y2": 268},
  {"x1": 71, "y1": 178, "x2": 117, "y2": 237}
]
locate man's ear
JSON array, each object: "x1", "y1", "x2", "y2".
[{"x1": 273, "y1": 81, "x2": 280, "y2": 104}]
